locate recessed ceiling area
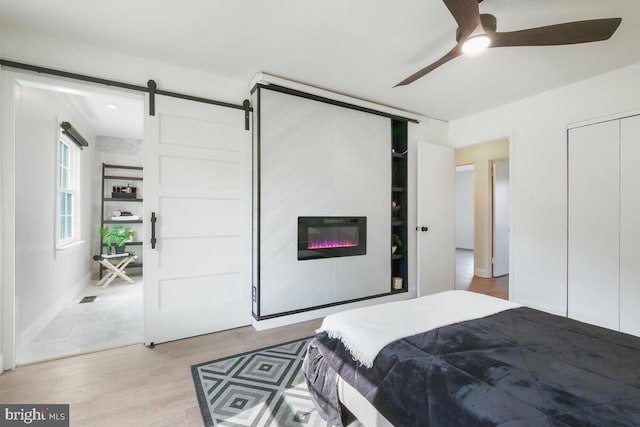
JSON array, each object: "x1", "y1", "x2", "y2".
[{"x1": 0, "y1": 0, "x2": 639, "y2": 121}]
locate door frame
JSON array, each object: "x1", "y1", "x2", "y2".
[{"x1": 0, "y1": 70, "x2": 143, "y2": 370}]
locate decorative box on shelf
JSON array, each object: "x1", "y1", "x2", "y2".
[{"x1": 112, "y1": 185, "x2": 137, "y2": 199}]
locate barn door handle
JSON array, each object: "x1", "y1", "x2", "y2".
[{"x1": 151, "y1": 212, "x2": 157, "y2": 249}]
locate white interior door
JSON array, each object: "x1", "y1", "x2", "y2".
[
  {"x1": 568, "y1": 120, "x2": 619, "y2": 330},
  {"x1": 143, "y1": 95, "x2": 251, "y2": 345},
  {"x1": 417, "y1": 142, "x2": 455, "y2": 296},
  {"x1": 492, "y1": 158, "x2": 509, "y2": 277}
]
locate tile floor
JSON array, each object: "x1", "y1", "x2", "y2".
[{"x1": 17, "y1": 275, "x2": 143, "y2": 365}]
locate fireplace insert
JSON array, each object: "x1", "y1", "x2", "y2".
[{"x1": 298, "y1": 216, "x2": 366, "y2": 260}]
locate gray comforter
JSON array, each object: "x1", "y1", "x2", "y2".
[{"x1": 304, "y1": 306, "x2": 640, "y2": 426}]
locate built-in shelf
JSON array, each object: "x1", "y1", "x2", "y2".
[
  {"x1": 103, "y1": 219, "x2": 143, "y2": 224},
  {"x1": 103, "y1": 198, "x2": 143, "y2": 202},
  {"x1": 391, "y1": 120, "x2": 408, "y2": 293}
]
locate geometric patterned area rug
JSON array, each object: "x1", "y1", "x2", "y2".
[{"x1": 191, "y1": 337, "x2": 331, "y2": 427}]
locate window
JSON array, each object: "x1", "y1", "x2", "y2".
[{"x1": 57, "y1": 133, "x2": 79, "y2": 246}]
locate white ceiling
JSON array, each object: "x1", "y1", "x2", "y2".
[
  {"x1": 64, "y1": 91, "x2": 144, "y2": 140},
  {"x1": 1, "y1": 0, "x2": 639, "y2": 123}
]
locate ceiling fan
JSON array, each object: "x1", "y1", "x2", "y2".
[{"x1": 395, "y1": 0, "x2": 622, "y2": 87}]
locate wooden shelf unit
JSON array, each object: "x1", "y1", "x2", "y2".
[{"x1": 99, "y1": 163, "x2": 144, "y2": 278}]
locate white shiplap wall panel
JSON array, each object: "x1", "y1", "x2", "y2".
[{"x1": 259, "y1": 89, "x2": 391, "y2": 316}]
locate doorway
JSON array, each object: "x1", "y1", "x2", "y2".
[
  {"x1": 2, "y1": 66, "x2": 252, "y2": 370},
  {"x1": 454, "y1": 140, "x2": 510, "y2": 300},
  {"x1": 9, "y1": 76, "x2": 145, "y2": 364}
]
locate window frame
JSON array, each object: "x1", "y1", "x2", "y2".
[{"x1": 56, "y1": 131, "x2": 80, "y2": 248}]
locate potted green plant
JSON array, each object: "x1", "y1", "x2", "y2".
[
  {"x1": 392, "y1": 233, "x2": 403, "y2": 254},
  {"x1": 100, "y1": 225, "x2": 134, "y2": 255}
]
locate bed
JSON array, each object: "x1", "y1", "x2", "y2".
[{"x1": 303, "y1": 291, "x2": 640, "y2": 426}]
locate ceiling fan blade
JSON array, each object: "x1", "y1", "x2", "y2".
[
  {"x1": 491, "y1": 18, "x2": 622, "y2": 48},
  {"x1": 443, "y1": 0, "x2": 481, "y2": 40},
  {"x1": 395, "y1": 45, "x2": 463, "y2": 87}
]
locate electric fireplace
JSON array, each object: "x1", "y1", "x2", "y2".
[{"x1": 298, "y1": 216, "x2": 366, "y2": 260}]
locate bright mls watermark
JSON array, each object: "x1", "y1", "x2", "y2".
[{"x1": 0, "y1": 405, "x2": 69, "y2": 426}]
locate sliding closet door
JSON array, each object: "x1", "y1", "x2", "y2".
[
  {"x1": 568, "y1": 121, "x2": 619, "y2": 330},
  {"x1": 620, "y1": 115, "x2": 640, "y2": 336}
]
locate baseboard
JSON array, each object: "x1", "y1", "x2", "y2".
[
  {"x1": 19, "y1": 273, "x2": 91, "y2": 349},
  {"x1": 474, "y1": 268, "x2": 490, "y2": 278},
  {"x1": 252, "y1": 290, "x2": 416, "y2": 331}
]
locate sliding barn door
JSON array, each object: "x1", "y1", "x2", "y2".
[
  {"x1": 417, "y1": 142, "x2": 455, "y2": 296},
  {"x1": 143, "y1": 95, "x2": 251, "y2": 345}
]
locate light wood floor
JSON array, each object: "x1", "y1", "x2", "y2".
[
  {"x1": 456, "y1": 249, "x2": 509, "y2": 300},
  {"x1": 0, "y1": 319, "x2": 321, "y2": 426},
  {"x1": 1, "y1": 253, "x2": 507, "y2": 426}
]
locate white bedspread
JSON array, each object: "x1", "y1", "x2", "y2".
[{"x1": 317, "y1": 290, "x2": 521, "y2": 368}]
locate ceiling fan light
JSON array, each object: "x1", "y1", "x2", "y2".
[{"x1": 462, "y1": 34, "x2": 491, "y2": 55}]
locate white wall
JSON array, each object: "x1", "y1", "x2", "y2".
[
  {"x1": 455, "y1": 168, "x2": 474, "y2": 250},
  {"x1": 449, "y1": 62, "x2": 640, "y2": 315},
  {"x1": 15, "y1": 84, "x2": 95, "y2": 352},
  {"x1": 418, "y1": 117, "x2": 449, "y2": 147},
  {"x1": 0, "y1": 56, "x2": 5, "y2": 373}
]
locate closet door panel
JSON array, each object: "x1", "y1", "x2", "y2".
[
  {"x1": 620, "y1": 115, "x2": 640, "y2": 336},
  {"x1": 568, "y1": 120, "x2": 619, "y2": 330}
]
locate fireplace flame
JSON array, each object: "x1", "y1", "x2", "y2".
[{"x1": 308, "y1": 240, "x2": 358, "y2": 249}]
